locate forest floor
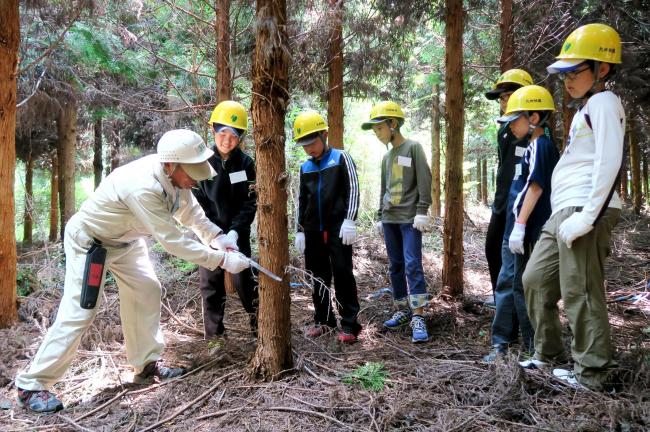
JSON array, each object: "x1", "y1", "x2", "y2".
[{"x1": 1, "y1": 205, "x2": 649, "y2": 432}]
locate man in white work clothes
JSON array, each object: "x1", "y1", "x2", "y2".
[{"x1": 15, "y1": 129, "x2": 250, "y2": 413}]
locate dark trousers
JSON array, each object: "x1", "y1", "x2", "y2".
[
  {"x1": 304, "y1": 230, "x2": 361, "y2": 335},
  {"x1": 485, "y1": 211, "x2": 507, "y2": 293},
  {"x1": 199, "y1": 238, "x2": 258, "y2": 338}
]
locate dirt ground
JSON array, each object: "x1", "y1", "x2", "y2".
[{"x1": 1, "y1": 205, "x2": 649, "y2": 431}]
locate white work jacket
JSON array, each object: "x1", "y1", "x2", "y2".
[{"x1": 77, "y1": 154, "x2": 224, "y2": 270}]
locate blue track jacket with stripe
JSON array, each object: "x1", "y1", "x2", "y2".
[{"x1": 298, "y1": 147, "x2": 360, "y2": 232}]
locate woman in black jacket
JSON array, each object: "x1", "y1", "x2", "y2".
[{"x1": 193, "y1": 101, "x2": 258, "y2": 337}]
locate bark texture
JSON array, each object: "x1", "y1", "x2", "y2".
[{"x1": 327, "y1": 0, "x2": 344, "y2": 149}]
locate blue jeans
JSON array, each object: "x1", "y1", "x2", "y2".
[
  {"x1": 383, "y1": 223, "x2": 428, "y2": 309},
  {"x1": 491, "y1": 237, "x2": 534, "y2": 349}
]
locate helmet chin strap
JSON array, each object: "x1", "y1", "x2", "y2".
[
  {"x1": 386, "y1": 119, "x2": 397, "y2": 143},
  {"x1": 569, "y1": 61, "x2": 603, "y2": 109}
]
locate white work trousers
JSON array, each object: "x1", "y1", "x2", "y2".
[{"x1": 16, "y1": 214, "x2": 165, "y2": 391}]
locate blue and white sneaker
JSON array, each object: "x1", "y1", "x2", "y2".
[
  {"x1": 383, "y1": 310, "x2": 412, "y2": 330},
  {"x1": 410, "y1": 315, "x2": 428, "y2": 343}
]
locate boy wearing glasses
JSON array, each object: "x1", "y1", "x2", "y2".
[
  {"x1": 362, "y1": 101, "x2": 432, "y2": 343},
  {"x1": 521, "y1": 24, "x2": 624, "y2": 391},
  {"x1": 193, "y1": 100, "x2": 259, "y2": 338},
  {"x1": 483, "y1": 69, "x2": 533, "y2": 308}
]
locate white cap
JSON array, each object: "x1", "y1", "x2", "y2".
[
  {"x1": 157, "y1": 129, "x2": 214, "y2": 163},
  {"x1": 180, "y1": 162, "x2": 217, "y2": 181}
]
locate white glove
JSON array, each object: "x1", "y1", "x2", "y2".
[
  {"x1": 294, "y1": 232, "x2": 305, "y2": 254},
  {"x1": 210, "y1": 233, "x2": 239, "y2": 251},
  {"x1": 558, "y1": 212, "x2": 593, "y2": 249},
  {"x1": 339, "y1": 219, "x2": 357, "y2": 245},
  {"x1": 219, "y1": 251, "x2": 250, "y2": 273},
  {"x1": 413, "y1": 214, "x2": 430, "y2": 231},
  {"x1": 374, "y1": 221, "x2": 384, "y2": 236},
  {"x1": 226, "y1": 230, "x2": 239, "y2": 246},
  {"x1": 508, "y1": 222, "x2": 526, "y2": 255}
]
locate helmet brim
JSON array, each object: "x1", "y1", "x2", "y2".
[
  {"x1": 361, "y1": 118, "x2": 387, "y2": 130},
  {"x1": 295, "y1": 134, "x2": 319, "y2": 147},
  {"x1": 181, "y1": 161, "x2": 217, "y2": 181},
  {"x1": 496, "y1": 112, "x2": 522, "y2": 124},
  {"x1": 485, "y1": 87, "x2": 506, "y2": 100},
  {"x1": 547, "y1": 59, "x2": 585, "y2": 74}
]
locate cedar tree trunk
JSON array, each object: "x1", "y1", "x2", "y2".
[
  {"x1": 442, "y1": 0, "x2": 465, "y2": 297},
  {"x1": 57, "y1": 99, "x2": 77, "y2": 241},
  {"x1": 248, "y1": 0, "x2": 293, "y2": 379},
  {"x1": 0, "y1": 0, "x2": 19, "y2": 327},
  {"x1": 49, "y1": 152, "x2": 59, "y2": 242},
  {"x1": 431, "y1": 82, "x2": 441, "y2": 217},
  {"x1": 327, "y1": 0, "x2": 344, "y2": 149}
]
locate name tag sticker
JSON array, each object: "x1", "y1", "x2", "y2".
[
  {"x1": 229, "y1": 170, "x2": 247, "y2": 184},
  {"x1": 397, "y1": 156, "x2": 412, "y2": 167},
  {"x1": 515, "y1": 164, "x2": 522, "y2": 178},
  {"x1": 515, "y1": 146, "x2": 526, "y2": 157}
]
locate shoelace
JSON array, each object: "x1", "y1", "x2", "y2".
[
  {"x1": 392, "y1": 311, "x2": 409, "y2": 322},
  {"x1": 411, "y1": 317, "x2": 426, "y2": 332}
]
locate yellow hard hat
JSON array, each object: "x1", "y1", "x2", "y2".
[
  {"x1": 209, "y1": 100, "x2": 248, "y2": 131},
  {"x1": 293, "y1": 111, "x2": 328, "y2": 145},
  {"x1": 361, "y1": 101, "x2": 404, "y2": 130},
  {"x1": 547, "y1": 23, "x2": 621, "y2": 73},
  {"x1": 497, "y1": 85, "x2": 555, "y2": 123},
  {"x1": 485, "y1": 69, "x2": 533, "y2": 100}
]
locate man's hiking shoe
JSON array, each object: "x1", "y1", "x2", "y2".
[
  {"x1": 305, "y1": 324, "x2": 333, "y2": 338},
  {"x1": 410, "y1": 315, "x2": 428, "y2": 343},
  {"x1": 133, "y1": 360, "x2": 186, "y2": 384},
  {"x1": 16, "y1": 388, "x2": 63, "y2": 413},
  {"x1": 383, "y1": 310, "x2": 412, "y2": 330},
  {"x1": 483, "y1": 344, "x2": 508, "y2": 363},
  {"x1": 338, "y1": 330, "x2": 358, "y2": 344}
]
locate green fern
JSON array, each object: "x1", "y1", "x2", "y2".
[{"x1": 343, "y1": 362, "x2": 389, "y2": 392}]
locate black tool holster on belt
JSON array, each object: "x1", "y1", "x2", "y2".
[{"x1": 80, "y1": 239, "x2": 107, "y2": 309}]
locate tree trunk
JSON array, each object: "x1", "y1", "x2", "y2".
[
  {"x1": 248, "y1": 0, "x2": 293, "y2": 379},
  {"x1": 442, "y1": 0, "x2": 465, "y2": 298},
  {"x1": 475, "y1": 159, "x2": 482, "y2": 201},
  {"x1": 94, "y1": 117, "x2": 103, "y2": 189},
  {"x1": 23, "y1": 152, "x2": 34, "y2": 245},
  {"x1": 561, "y1": 87, "x2": 573, "y2": 152},
  {"x1": 620, "y1": 154, "x2": 629, "y2": 203},
  {"x1": 0, "y1": 0, "x2": 19, "y2": 328},
  {"x1": 107, "y1": 131, "x2": 121, "y2": 175},
  {"x1": 629, "y1": 121, "x2": 642, "y2": 215},
  {"x1": 215, "y1": 0, "x2": 232, "y2": 102},
  {"x1": 216, "y1": 0, "x2": 238, "y2": 294},
  {"x1": 431, "y1": 83, "x2": 441, "y2": 217},
  {"x1": 481, "y1": 159, "x2": 488, "y2": 205},
  {"x1": 642, "y1": 152, "x2": 648, "y2": 204},
  {"x1": 327, "y1": 0, "x2": 344, "y2": 149},
  {"x1": 49, "y1": 152, "x2": 59, "y2": 242},
  {"x1": 499, "y1": 0, "x2": 514, "y2": 71},
  {"x1": 57, "y1": 99, "x2": 77, "y2": 241}
]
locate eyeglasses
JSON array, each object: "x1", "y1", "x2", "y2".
[
  {"x1": 558, "y1": 66, "x2": 591, "y2": 81},
  {"x1": 498, "y1": 92, "x2": 513, "y2": 103}
]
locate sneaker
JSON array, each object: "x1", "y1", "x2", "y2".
[
  {"x1": 16, "y1": 388, "x2": 63, "y2": 413},
  {"x1": 553, "y1": 368, "x2": 583, "y2": 389},
  {"x1": 483, "y1": 298, "x2": 496, "y2": 309},
  {"x1": 519, "y1": 357, "x2": 549, "y2": 369},
  {"x1": 383, "y1": 310, "x2": 412, "y2": 330},
  {"x1": 305, "y1": 324, "x2": 333, "y2": 338},
  {"x1": 133, "y1": 360, "x2": 186, "y2": 384},
  {"x1": 410, "y1": 315, "x2": 428, "y2": 343},
  {"x1": 483, "y1": 344, "x2": 508, "y2": 363},
  {"x1": 337, "y1": 331, "x2": 358, "y2": 344}
]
